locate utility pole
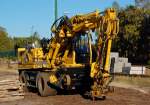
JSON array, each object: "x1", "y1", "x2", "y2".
[{"x1": 54, "y1": 0, "x2": 58, "y2": 22}]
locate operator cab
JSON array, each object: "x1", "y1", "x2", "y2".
[{"x1": 73, "y1": 33, "x2": 91, "y2": 64}]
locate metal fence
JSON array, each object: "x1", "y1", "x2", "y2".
[{"x1": 0, "y1": 50, "x2": 16, "y2": 58}]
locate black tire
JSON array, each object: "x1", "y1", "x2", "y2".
[
  {"x1": 36, "y1": 72, "x2": 57, "y2": 96},
  {"x1": 19, "y1": 71, "x2": 29, "y2": 92}
]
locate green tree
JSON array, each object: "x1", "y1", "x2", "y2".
[
  {"x1": 112, "y1": 5, "x2": 150, "y2": 64},
  {"x1": 14, "y1": 31, "x2": 40, "y2": 49},
  {"x1": 138, "y1": 9, "x2": 150, "y2": 64},
  {"x1": 0, "y1": 26, "x2": 14, "y2": 51}
]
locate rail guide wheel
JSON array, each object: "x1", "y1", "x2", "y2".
[{"x1": 36, "y1": 72, "x2": 57, "y2": 96}]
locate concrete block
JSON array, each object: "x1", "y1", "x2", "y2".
[
  {"x1": 110, "y1": 52, "x2": 132, "y2": 75},
  {"x1": 113, "y1": 62, "x2": 124, "y2": 73},
  {"x1": 131, "y1": 66, "x2": 145, "y2": 71},
  {"x1": 122, "y1": 67, "x2": 131, "y2": 74},
  {"x1": 117, "y1": 57, "x2": 128, "y2": 63},
  {"x1": 130, "y1": 66, "x2": 146, "y2": 75},
  {"x1": 130, "y1": 70, "x2": 143, "y2": 75},
  {"x1": 124, "y1": 63, "x2": 131, "y2": 67},
  {"x1": 110, "y1": 52, "x2": 119, "y2": 59}
]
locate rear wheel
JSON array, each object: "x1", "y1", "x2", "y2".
[{"x1": 37, "y1": 72, "x2": 57, "y2": 96}]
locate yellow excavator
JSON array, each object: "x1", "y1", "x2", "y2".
[{"x1": 18, "y1": 8, "x2": 119, "y2": 100}]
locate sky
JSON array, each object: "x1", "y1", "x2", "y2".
[{"x1": 0, "y1": 0, "x2": 135, "y2": 38}]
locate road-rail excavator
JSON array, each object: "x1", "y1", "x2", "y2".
[{"x1": 18, "y1": 8, "x2": 119, "y2": 100}]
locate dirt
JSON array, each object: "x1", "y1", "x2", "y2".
[
  {"x1": 0, "y1": 64, "x2": 150, "y2": 105},
  {"x1": 0, "y1": 88, "x2": 149, "y2": 105}
]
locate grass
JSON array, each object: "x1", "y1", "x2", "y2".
[{"x1": 113, "y1": 75, "x2": 150, "y2": 87}]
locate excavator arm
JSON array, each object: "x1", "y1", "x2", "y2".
[
  {"x1": 48, "y1": 8, "x2": 119, "y2": 97},
  {"x1": 46, "y1": 8, "x2": 119, "y2": 98},
  {"x1": 49, "y1": 8, "x2": 119, "y2": 73}
]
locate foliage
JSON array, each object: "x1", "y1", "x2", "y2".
[
  {"x1": 0, "y1": 27, "x2": 41, "y2": 58},
  {"x1": 112, "y1": 5, "x2": 150, "y2": 64},
  {"x1": 0, "y1": 27, "x2": 14, "y2": 51},
  {"x1": 14, "y1": 31, "x2": 40, "y2": 48}
]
